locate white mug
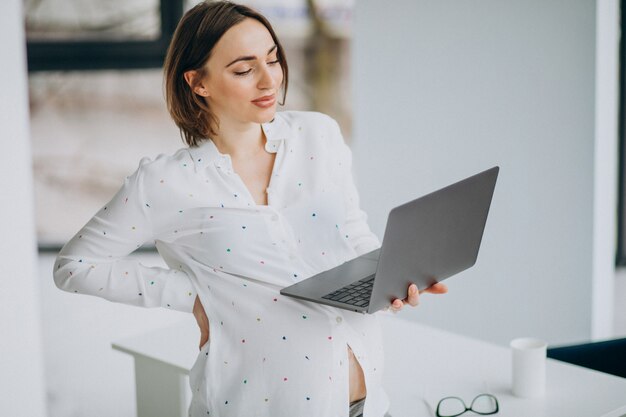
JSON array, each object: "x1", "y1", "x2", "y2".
[{"x1": 510, "y1": 337, "x2": 547, "y2": 398}]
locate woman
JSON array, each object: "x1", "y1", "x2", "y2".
[{"x1": 53, "y1": 1, "x2": 447, "y2": 416}]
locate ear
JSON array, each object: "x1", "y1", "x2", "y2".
[{"x1": 183, "y1": 69, "x2": 210, "y2": 97}]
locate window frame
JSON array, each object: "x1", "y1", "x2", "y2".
[
  {"x1": 28, "y1": 0, "x2": 183, "y2": 252},
  {"x1": 26, "y1": 0, "x2": 183, "y2": 72}
]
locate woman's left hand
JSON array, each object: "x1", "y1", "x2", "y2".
[{"x1": 389, "y1": 282, "x2": 448, "y2": 312}]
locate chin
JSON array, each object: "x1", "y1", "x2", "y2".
[{"x1": 251, "y1": 107, "x2": 277, "y2": 124}]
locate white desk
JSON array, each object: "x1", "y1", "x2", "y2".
[
  {"x1": 112, "y1": 315, "x2": 626, "y2": 417},
  {"x1": 380, "y1": 317, "x2": 626, "y2": 417}
]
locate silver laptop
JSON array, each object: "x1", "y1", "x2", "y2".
[{"x1": 280, "y1": 166, "x2": 499, "y2": 314}]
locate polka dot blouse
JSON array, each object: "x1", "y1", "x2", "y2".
[{"x1": 53, "y1": 111, "x2": 392, "y2": 417}]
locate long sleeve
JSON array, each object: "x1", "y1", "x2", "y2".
[
  {"x1": 52, "y1": 156, "x2": 197, "y2": 313},
  {"x1": 328, "y1": 118, "x2": 382, "y2": 257}
]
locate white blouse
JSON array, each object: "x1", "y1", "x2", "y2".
[{"x1": 53, "y1": 110, "x2": 392, "y2": 417}]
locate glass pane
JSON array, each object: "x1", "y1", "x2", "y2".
[
  {"x1": 24, "y1": 0, "x2": 161, "y2": 41},
  {"x1": 471, "y1": 394, "x2": 498, "y2": 414},
  {"x1": 29, "y1": 69, "x2": 181, "y2": 244},
  {"x1": 437, "y1": 397, "x2": 466, "y2": 417},
  {"x1": 183, "y1": 0, "x2": 354, "y2": 38}
]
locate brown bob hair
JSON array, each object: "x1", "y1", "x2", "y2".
[{"x1": 163, "y1": 1, "x2": 289, "y2": 147}]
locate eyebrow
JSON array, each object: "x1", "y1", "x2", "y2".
[{"x1": 225, "y1": 45, "x2": 278, "y2": 68}]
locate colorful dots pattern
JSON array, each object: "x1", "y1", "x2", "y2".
[{"x1": 54, "y1": 111, "x2": 386, "y2": 415}]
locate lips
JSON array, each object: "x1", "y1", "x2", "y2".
[
  {"x1": 251, "y1": 94, "x2": 276, "y2": 108},
  {"x1": 252, "y1": 94, "x2": 274, "y2": 101}
]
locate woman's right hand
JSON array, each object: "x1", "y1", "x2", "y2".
[{"x1": 193, "y1": 295, "x2": 210, "y2": 350}]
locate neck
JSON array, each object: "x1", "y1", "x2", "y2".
[{"x1": 211, "y1": 119, "x2": 265, "y2": 159}]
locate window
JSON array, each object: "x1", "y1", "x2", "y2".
[{"x1": 26, "y1": 0, "x2": 183, "y2": 71}]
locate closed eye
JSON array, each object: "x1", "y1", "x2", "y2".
[{"x1": 234, "y1": 59, "x2": 279, "y2": 76}]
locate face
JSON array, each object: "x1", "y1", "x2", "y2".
[{"x1": 191, "y1": 18, "x2": 284, "y2": 130}]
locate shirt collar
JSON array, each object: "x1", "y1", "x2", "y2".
[{"x1": 188, "y1": 113, "x2": 288, "y2": 170}]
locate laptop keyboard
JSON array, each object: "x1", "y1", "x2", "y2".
[{"x1": 321, "y1": 276, "x2": 375, "y2": 308}]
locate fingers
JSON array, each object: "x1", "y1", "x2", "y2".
[
  {"x1": 389, "y1": 283, "x2": 418, "y2": 312},
  {"x1": 389, "y1": 282, "x2": 448, "y2": 312},
  {"x1": 421, "y1": 282, "x2": 448, "y2": 294},
  {"x1": 389, "y1": 298, "x2": 404, "y2": 313},
  {"x1": 406, "y1": 283, "x2": 419, "y2": 306}
]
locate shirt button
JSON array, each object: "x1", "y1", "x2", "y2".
[
  {"x1": 289, "y1": 254, "x2": 297, "y2": 260},
  {"x1": 271, "y1": 214, "x2": 279, "y2": 221},
  {"x1": 336, "y1": 316, "x2": 342, "y2": 324}
]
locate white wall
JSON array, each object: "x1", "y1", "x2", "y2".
[
  {"x1": 0, "y1": 0, "x2": 48, "y2": 415},
  {"x1": 352, "y1": 0, "x2": 615, "y2": 345},
  {"x1": 592, "y1": 0, "x2": 619, "y2": 339}
]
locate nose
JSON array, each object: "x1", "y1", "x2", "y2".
[{"x1": 257, "y1": 63, "x2": 277, "y2": 90}]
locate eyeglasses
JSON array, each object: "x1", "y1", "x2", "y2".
[{"x1": 435, "y1": 394, "x2": 499, "y2": 417}]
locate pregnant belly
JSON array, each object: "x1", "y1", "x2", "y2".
[{"x1": 348, "y1": 345, "x2": 367, "y2": 402}]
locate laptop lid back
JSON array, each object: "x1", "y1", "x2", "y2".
[{"x1": 367, "y1": 166, "x2": 499, "y2": 313}]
